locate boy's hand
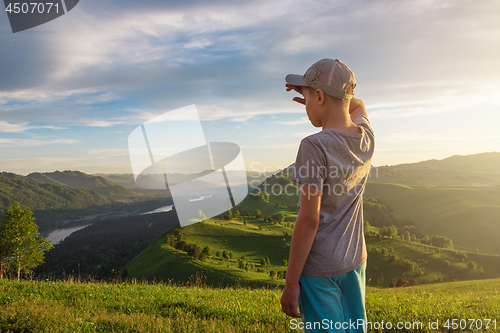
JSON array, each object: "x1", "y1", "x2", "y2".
[
  {"x1": 286, "y1": 83, "x2": 306, "y2": 105},
  {"x1": 281, "y1": 281, "x2": 303, "y2": 318}
]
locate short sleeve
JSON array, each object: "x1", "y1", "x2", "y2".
[
  {"x1": 352, "y1": 115, "x2": 374, "y2": 137},
  {"x1": 290, "y1": 137, "x2": 326, "y2": 189}
]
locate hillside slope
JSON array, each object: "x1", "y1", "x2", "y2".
[
  {"x1": 374, "y1": 152, "x2": 500, "y2": 187},
  {"x1": 0, "y1": 172, "x2": 110, "y2": 213},
  {"x1": 27, "y1": 170, "x2": 140, "y2": 200},
  {"x1": 364, "y1": 182, "x2": 500, "y2": 254}
]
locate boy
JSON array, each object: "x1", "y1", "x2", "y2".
[{"x1": 281, "y1": 59, "x2": 374, "y2": 333}]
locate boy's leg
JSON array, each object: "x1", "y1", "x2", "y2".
[
  {"x1": 298, "y1": 263, "x2": 367, "y2": 333},
  {"x1": 334, "y1": 263, "x2": 367, "y2": 333},
  {"x1": 298, "y1": 275, "x2": 345, "y2": 333}
]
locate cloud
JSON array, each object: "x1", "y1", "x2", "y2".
[
  {"x1": 2, "y1": 0, "x2": 497, "y2": 125},
  {"x1": 0, "y1": 121, "x2": 32, "y2": 133},
  {"x1": 0, "y1": 138, "x2": 78, "y2": 147},
  {"x1": 1, "y1": 0, "x2": 500, "y2": 172},
  {"x1": 0, "y1": 121, "x2": 67, "y2": 133},
  {"x1": 79, "y1": 120, "x2": 125, "y2": 127}
]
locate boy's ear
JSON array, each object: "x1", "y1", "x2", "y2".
[{"x1": 315, "y1": 88, "x2": 325, "y2": 105}]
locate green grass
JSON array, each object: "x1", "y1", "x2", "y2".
[
  {"x1": 364, "y1": 182, "x2": 500, "y2": 254},
  {"x1": 124, "y1": 215, "x2": 500, "y2": 289},
  {"x1": 366, "y1": 238, "x2": 500, "y2": 287},
  {"x1": 1, "y1": 278, "x2": 499, "y2": 332},
  {"x1": 124, "y1": 219, "x2": 293, "y2": 288}
]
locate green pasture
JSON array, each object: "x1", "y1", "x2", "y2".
[
  {"x1": 365, "y1": 182, "x2": 500, "y2": 254},
  {"x1": 1, "y1": 278, "x2": 499, "y2": 332}
]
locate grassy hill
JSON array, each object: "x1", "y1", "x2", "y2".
[
  {"x1": 365, "y1": 237, "x2": 500, "y2": 287},
  {"x1": 27, "y1": 170, "x2": 140, "y2": 200},
  {"x1": 120, "y1": 157, "x2": 500, "y2": 288},
  {"x1": 122, "y1": 217, "x2": 500, "y2": 289},
  {"x1": 373, "y1": 152, "x2": 500, "y2": 187},
  {"x1": 1, "y1": 277, "x2": 499, "y2": 332},
  {"x1": 395, "y1": 152, "x2": 500, "y2": 174},
  {"x1": 364, "y1": 182, "x2": 500, "y2": 254},
  {"x1": 0, "y1": 171, "x2": 154, "y2": 232},
  {"x1": 0, "y1": 172, "x2": 111, "y2": 213},
  {"x1": 122, "y1": 218, "x2": 293, "y2": 288}
]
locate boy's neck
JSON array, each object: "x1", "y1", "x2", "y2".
[{"x1": 320, "y1": 105, "x2": 361, "y2": 134}]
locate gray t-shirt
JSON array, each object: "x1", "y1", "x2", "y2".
[{"x1": 291, "y1": 115, "x2": 375, "y2": 277}]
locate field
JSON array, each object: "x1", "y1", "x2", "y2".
[
  {"x1": 365, "y1": 238, "x2": 500, "y2": 287},
  {"x1": 121, "y1": 209, "x2": 500, "y2": 289},
  {"x1": 364, "y1": 182, "x2": 500, "y2": 254},
  {"x1": 1, "y1": 278, "x2": 499, "y2": 332},
  {"x1": 123, "y1": 217, "x2": 293, "y2": 288}
]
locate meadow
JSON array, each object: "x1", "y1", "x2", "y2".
[
  {"x1": 0, "y1": 277, "x2": 499, "y2": 332},
  {"x1": 364, "y1": 182, "x2": 500, "y2": 254},
  {"x1": 122, "y1": 210, "x2": 500, "y2": 289}
]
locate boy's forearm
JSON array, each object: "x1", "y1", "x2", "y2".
[
  {"x1": 348, "y1": 97, "x2": 368, "y2": 119},
  {"x1": 285, "y1": 216, "x2": 319, "y2": 285},
  {"x1": 349, "y1": 97, "x2": 364, "y2": 114}
]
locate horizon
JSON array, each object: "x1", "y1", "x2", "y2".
[
  {"x1": 3, "y1": 150, "x2": 499, "y2": 177},
  {"x1": 1, "y1": 1, "x2": 500, "y2": 175}
]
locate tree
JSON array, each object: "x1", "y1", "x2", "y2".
[
  {"x1": 273, "y1": 212, "x2": 286, "y2": 225},
  {"x1": 202, "y1": 245, "x2": 211, "y2": 256},
  {"x1": 363, "y1": 220, "x2": 370, "y2": 236},
  {"x1": 224, "y1": 209, "x2": 233, "y2": 220},
  {"x1": 196, "y1": 210, "x2": 207, "y2": 221},
  {"x1": 260, "y1": 258, "x2": 266, "y2": 268},
  {"x1": 0, "y1": 231, "x2": 7, "y2": 279},
  {"x1": 0, "y1": 202, "x2": 53, "y2": 280},
  {"x1": 253, "y1": 209, "x2": 262, "y2": 219},
  {"x1": 467, "y1": 261, "x2": 477, "y2": 272}
]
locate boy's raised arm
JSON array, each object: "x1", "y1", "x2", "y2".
[{"x1": 349, "y1": 97, "x2": 368, "y2": 120}]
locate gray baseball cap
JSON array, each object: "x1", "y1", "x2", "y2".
[{"x1": 285, "y1": 59, "x2": 356, "y2": 99}]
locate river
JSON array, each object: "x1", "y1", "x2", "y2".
[{"x1": 45, "y1": 205, "x2": 175, "y2": 245}]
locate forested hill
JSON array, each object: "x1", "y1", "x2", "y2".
[
  {"x1": 0, "y1": 172, "x2": 112, "y2": 213},
  {"x1": 394, "y1": 151, "x2": 500, "y2": 174},
  {"x1": 27, "y1": 170, "x2": 140, "y2": 200},
  {"x1": 373, "y1": 152, "x2": 500, "y2": 187}
]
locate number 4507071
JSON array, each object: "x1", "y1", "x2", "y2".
[
  {"x1": 444, "y1": 319, "x2": 496, "y2": 330},
  {"x1": 5, "y1": 2, "x2": 59, "y2": 14}
]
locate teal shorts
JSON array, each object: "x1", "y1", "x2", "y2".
[{"x1": 298, "y1": 263, "x2": 366, "y2": 333}]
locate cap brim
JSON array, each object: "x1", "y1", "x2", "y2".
[{"x1": 285, "y1": 74, "x2": 308, "y2": 86}]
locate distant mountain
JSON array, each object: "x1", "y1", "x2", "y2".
[
  {"x1": 394, "y1": 152, "x2": 500, "y2": 174},
  {"x1": 0, "y1": 172, "x2": 111, "y2": 213},
  {"x1": 98, "y1": 170, "x2": 268, "y2": 195},
  {"x1": 27, "y1": 170, "x2": 140, "y2": 200},
  {"x1": 373, "y1": 152, "x2": 500, "y2": 187}
]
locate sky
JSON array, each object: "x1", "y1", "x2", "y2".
[{"x1": 0, "y1": 0, "x2": 499, "y2": 176}]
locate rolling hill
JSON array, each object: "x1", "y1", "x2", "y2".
[
  {"x1": 373, "y1": 152, "x2": 500, "y2": 187},
  {"x1": 0, "y1": 172, "x2": 111, "y2": 213},
  {"x1": 27, "y1": 170, "x2": 140, "y2": 200},
  {"x1": 11, "y1": 151, "x2": 497, "y2": 289},
  {"x1": 364, "y1": 182, "x2": 500, "y2": 254}
]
